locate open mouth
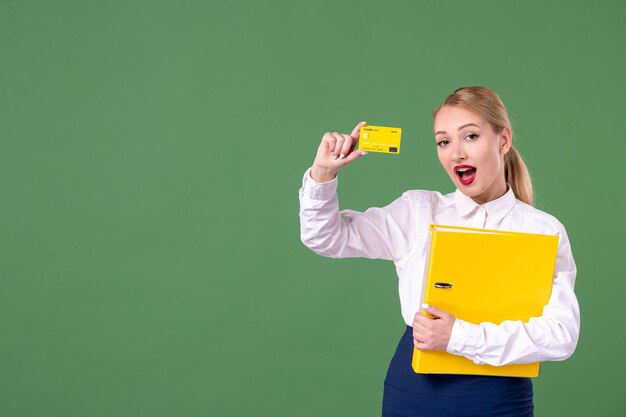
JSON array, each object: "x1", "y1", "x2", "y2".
[{"x1": 454, "y1": 165, "x2": 477, "y2": 185}]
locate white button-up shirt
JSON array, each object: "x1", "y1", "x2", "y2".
[{"x1": 299, "y1": 168, "x2": 580, "y2": 366}]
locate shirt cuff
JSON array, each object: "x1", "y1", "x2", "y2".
[
  {"x1": 446, "y1": 319, "x2": 481, "y2": 358},
  {"x1": 301, "y1": 167, "x2": 338, "y2": 201}
]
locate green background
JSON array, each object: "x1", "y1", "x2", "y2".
[{"x1": 1, "y1": 0, "x2": 624, "y2": 416}]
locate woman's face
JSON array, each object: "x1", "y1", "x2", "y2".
[{"x1": 433, "y1": 105, "x2": 511, "y2": 204}]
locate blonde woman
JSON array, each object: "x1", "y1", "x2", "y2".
[{"x1": 299, "y1": 86, "x2": 580, "y2": 416}]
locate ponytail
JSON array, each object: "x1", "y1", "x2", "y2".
[
  {"x1": 504, "y1": 145, "x2": 533, "y2": 205},
  {"x1": 434, "y1": 86, "x2": 535, "y2": 206}
]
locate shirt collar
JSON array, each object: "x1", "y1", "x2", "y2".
[{"x1": 454, "y1": 185, "x2": 517, "y2": 224}]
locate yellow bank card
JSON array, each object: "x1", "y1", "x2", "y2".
[{"x1": 358, "y1": 125, "x2": 402, "y2": 154}]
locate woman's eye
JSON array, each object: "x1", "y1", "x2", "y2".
[
  {"x1": 437, "y1": 139, "x2": 449, "y2": 147},
  {"x1": 466, "y1": 133, "x2": 479, "y2": 140}
]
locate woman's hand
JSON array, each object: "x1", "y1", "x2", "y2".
[
  {"x1": 310, "y1": 121, "x2": 368, "y2": 183},
  {"x1": 413, "y1": 304, "x2": 456, "y2": 351}
]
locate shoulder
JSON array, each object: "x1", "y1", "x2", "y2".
[
  {"x1": 400, "y1": 189, "x2": 454, "y2": 208},
  {"x1": 511, "y1": 200, "x2": 568, "y2": 236}
]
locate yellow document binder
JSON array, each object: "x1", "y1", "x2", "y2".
[{"x1": 412, "y1": 224, "x2": 559, "y2": 378}]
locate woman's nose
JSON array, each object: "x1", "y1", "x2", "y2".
[{"x1": 451, "y1": 142, "x2": 466, "y2": 162}]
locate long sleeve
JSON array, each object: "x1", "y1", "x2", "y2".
[
  {"x1": 446, "y1": 220, "x2": 580, "y2": 365},
  {"x1": 299, "y1": 168, "x2": 415, "y2": 261}
]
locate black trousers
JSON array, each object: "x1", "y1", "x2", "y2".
[{"x1": 382, "y1": 326, "x2": 534, "y2": 417}]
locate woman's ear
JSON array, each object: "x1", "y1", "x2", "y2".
[{"x1": 499, "y1": 127, "x2": 513, "y2": 155}]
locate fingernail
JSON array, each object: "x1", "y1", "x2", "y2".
[
  {"x1": 422, "y1": 303, "x2": 429, "y2": 309},
  {"x1": 360, "y1": 151, "x2": 368, "y2": 156},
  {"x1": 339, "y1": 154, "x2": 345, "y2": 159},
  {"x1": 332, "y1": 155, "x2": 338, "y2": 160}
]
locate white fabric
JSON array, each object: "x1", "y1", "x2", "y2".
[{"x1": 298, "y1": 168, "x2": 580, "y2": 366}]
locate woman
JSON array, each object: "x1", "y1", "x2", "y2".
[{"x1": 298, "y1": 86, "x2": 580, "y2": 416}]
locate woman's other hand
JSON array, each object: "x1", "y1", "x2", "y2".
[
  {"x1": 413, "y1": 304, "x2": 456, "y2": 351},
  {"x1": 310, "y1": 121, "x2": 368, "y2": 183}
]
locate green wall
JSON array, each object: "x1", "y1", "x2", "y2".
[{"x1": 1, "y1": 1, "x2": 624, "y2": 415}]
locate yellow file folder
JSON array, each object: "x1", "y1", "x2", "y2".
[{"x1": 412, "y1": 224, "x2": 559, "y2": 378}]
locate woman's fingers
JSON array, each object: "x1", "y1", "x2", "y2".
[
  {"x1": 330, "y1": 132, "x2": 345, "y2": 159},
  {"x1": 343, "y1": 148, "x2": 367, "y2": 164},
  {"x1": 343, "y1": 121, "x2": 367, "y2": 159},
  {"x1": 330, "y1": 133, "x2": 357, "y2": 160},
  {"x1": 412, "y1": 307, "x2": 456, "y2": 351},
  {"x1": 350, "y1": 120, "x2": 367, "y2": 138},
  {"x1": 322, "y1": 121, "x2": 368, "y2": 160},
  {"x1": 310, "y1": 122, "x2": 368, "y2": 182},
  {"x1": 338, "y1": 133, "x2": 355, "y2": 158},
  {"x1": 321, "y1": 132, "x2": 337, "y2": 155}
]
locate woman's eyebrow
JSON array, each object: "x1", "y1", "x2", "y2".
[{"x1": 435, "y1": 123, "x2": 480, "y2": 136}]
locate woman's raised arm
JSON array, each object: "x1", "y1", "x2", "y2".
[{"x1": 299, "y1": 121, "x2": 416, "y2": 261}]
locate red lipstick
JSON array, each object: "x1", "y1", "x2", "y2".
[{"x1": 454, "y1": 165, "x2": 477, "y2": 185}]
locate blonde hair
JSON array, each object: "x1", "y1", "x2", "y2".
[{"x1": 432, "y1": 86, "x2": 534, "y2": 206}]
